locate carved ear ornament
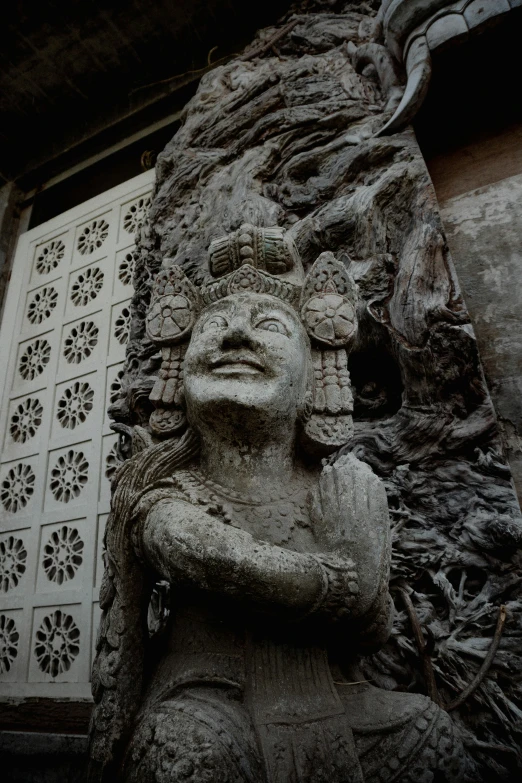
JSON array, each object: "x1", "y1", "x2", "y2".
[
  {"x1": 300, "y1": 252, "x2": 358, "y2": 349},
  {"x1": 299, "y1": 252, "x2": 358, "y2": 454},
  {"x1": 146, "y1": 265, "x2": 201, "y2": 345},
  {"x1": 146, "y1": 265, "x2": 200, "y2": 437},
  {"x1": 145, "y1": 231, "x2": 359, "y2": 450}
]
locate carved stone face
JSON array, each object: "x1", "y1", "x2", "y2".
[{"x1": 183, "y1": 293, "x2": 311, "y2": 432}]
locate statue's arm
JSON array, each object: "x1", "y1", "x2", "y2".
[{"x1": 140, "y1": 496, "x2": 356, "y2": 622}]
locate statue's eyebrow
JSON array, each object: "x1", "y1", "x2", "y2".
[
  {"x1": 252, "y1": 307, "x2": 295, "y2": 328},
  {"x1": 201, "y1": 300, "x2": 234, "y2": 318}
]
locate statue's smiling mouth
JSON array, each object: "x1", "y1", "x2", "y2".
[{"x1": 211, "y1": 353, "x2": 265, "y2": 374}]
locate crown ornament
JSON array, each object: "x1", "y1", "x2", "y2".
[{"x1": 146, "y1": 224, "x2": 358, "y2": 453}]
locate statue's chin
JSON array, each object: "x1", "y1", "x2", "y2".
[{"x1": 185, "y1": 375, "x2": 298, "y2": 433}]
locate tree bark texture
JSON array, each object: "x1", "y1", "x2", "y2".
[{"x1": 112, "y1": 2, "x2": 522, "y2": 776}]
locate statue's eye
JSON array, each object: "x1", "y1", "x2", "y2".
[
  {"x1": 256, "y1": 318, "x2": 288, "y2": 336},
  {"x1": 201, "y1": 315, "x2": 228, "y2": 332}
]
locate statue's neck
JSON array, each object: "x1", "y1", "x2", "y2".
[{"x1": 197, "y1": 427, "x2": 296, "y2": 498}]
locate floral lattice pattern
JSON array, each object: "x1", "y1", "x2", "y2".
[
  {"x1": 114, "y1": 306, "x2": 131, "y2": 345},
  {"x1": 118, "y1": 250, "x2": 137, "y2": 286},
  {"x1": 36, "y1": 239, "x2": 65, "y2": 275},
  {"x1": 27, "y1": 286, "x2": 58, "y2": 324},
  {"x1": 77, "y1": 218, "x2": 109, "y2": 255},
  {"x1": 10, "y1": 397, "x2": 43, "y2": 443},
  {"x1": 0, "y1": 537, "x2": 27, "y2": 592},
  {"x1": 63, "y1": 321, "x2": 99, "y2": 364},
  {"x1": 43, "y1": 526, "x2": 84, "y2": 585},
  {"x1": 0, "y1": 615, "x2": 19, "y2": 673},
  {"x1": 122, "y1": 195, "x2": 151, "y2": 236},
  {"x1": 50, "y1": 450, "x2": 89, "y2": 503},
  {"x1": 70, "y1": 266, "x2": 104, "y2": 306},
  {"x1": 56, "y1": 381, "x2": 94, "y2": 429},
  {"x1": 109, "y1": 369, "x2": 124, "y2": 405},
  {"x1": 1, "y1": 463, "x2": 35, "y2": 513},
  {"x1": 34, "y1": 610, "x2": 80, "y2": 677},
  {"x1": 19, "y1": 339, "x2": 51, "y2": 381}
]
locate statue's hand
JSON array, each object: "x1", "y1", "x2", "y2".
[{"x1": 312, "y1": 453, "x2": 390, "y2": 616}]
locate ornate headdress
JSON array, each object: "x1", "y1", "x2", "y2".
[{"x1": 145, "y1": 224, "x2": 358, "y2": 452}]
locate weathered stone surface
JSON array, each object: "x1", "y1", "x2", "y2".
[
  {"x1": 99, "y1": 2, "x2": 522, "y2": 780},
  {"x1": 92, "y1": 226, "x2": 472, "y2": 782},
  {"x1": 441, "y1": 173, "x2": 522, "y2": 501}
]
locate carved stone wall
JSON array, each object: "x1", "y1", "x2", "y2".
[{"x1": 111, "y1": 2, "x2": 522, "y2": 776}]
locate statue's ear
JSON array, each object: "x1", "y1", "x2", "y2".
[{"x1": 146, "y1": 264, "x2": 199, "y2": 438}]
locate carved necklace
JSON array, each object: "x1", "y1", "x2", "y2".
[{"x1": 174, "y1": 468, "x2": 313, "y2": 547}]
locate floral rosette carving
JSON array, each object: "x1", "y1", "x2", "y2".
[
  {"x1": 302, "y1": 293, "x2": 356, "y2": 347},
  {"x1": 227, "y1": 264, "x2": 265, "y2": 295},
  {"x1": 300, "y1": 252, "x2": 358, "y2": 453},
  {"x1": 146, "y1": 295, "x2": 194, "y2": 344},
  {"x1": 146, "y1": 265, "x2": 201, "y2": 437},
  {"x1": 146, "y1": 266, "x2": 200, "y2": 346},
  {"x1": 300, "y1": 252, "x2": 358, "y2": 349}
]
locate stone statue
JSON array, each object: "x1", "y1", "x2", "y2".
[{"x1": 89, "y1": 226, "x2": 473, "y2": 782}]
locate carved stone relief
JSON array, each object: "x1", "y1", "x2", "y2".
[
  {"x1": 98, "y1": 2, "x2": 522, "y2": 780},
  {"x1": 91, "y1": 221, "x2": 482, "y2": 782}
]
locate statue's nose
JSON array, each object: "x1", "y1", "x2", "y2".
[{"x1": 221, "y1": 319, "x2": 255, "y2": 349}]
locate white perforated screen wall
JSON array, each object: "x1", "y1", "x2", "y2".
[{"x1": 0, "y1": 170, "x2": 154, "y2": 699}]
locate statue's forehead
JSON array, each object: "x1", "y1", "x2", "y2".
[{"x1": 197, "y1": 293, "x2": 299, "y2": 320}]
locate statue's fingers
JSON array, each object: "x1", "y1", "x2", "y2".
[{"x1": 319, "y1": 466, "x2": 342, "y2": 541}]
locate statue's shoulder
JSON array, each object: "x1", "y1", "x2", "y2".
[{"x1": 132, "y1": 471, "x2": 194, "y2": 518}]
